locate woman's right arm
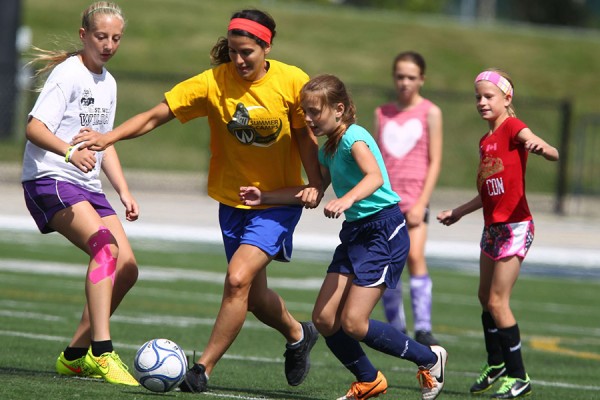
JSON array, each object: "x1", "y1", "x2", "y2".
[{"x1": 73, "y1": 100, "x2": 175, "y2": 151}]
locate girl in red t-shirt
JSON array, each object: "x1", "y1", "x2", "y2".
[{"x1": 437, "y1": 69, "x2": 558, "y2": 399}]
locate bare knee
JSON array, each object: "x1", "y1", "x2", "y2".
[
  {"x1": 486, "y1": 295, "x2": 507, "y2": 316},
  {"x1": 340, "y1": 312, "x2": 368, "y2": 340},
  {"x1": 223, "y1": 271, "x2": 252, "y2": 302},
  {"x1": 87, "y1": 226, "x2": 118, "y2": 285},
  {"x1": 312, "y1": 311, "x2": 337, "y2": 336}
]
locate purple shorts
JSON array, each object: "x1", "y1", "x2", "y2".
[
  {"x1": 23, "y1": 178, "x2": 115, "y2": 234},
  {"x1": 480, "y1": 220, "x2": 535, "y2": 260}
]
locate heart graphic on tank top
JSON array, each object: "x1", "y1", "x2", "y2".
[{"x1": 381, "y1": 118, "x2": 423, "y2": 159}]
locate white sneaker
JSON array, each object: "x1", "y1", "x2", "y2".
[{"x1": 417, "y1": 345, "x2": 447, "y2": 400}]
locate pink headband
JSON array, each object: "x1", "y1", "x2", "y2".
[
  {"x1": 228, "y1": 18, "x2": 272, "y2": 44},
  {"x1": 475, "y1": 71, "x2": 514, "y2": 97}
]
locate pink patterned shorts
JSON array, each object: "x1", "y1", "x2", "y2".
[{"x1": 480, "y1": 220, "x2": 535, "y2": 260}]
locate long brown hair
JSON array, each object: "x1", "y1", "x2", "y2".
[
  {"x1": 27, "y1": 2, "x2": 125, "y2": 77},
  {"x1": 301, "y1": 74, "x2": 357, "y2": 157}
]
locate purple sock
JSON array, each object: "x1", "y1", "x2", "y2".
[{"x1": 411, "y1": 275, "x2": 433, "y2": 332}]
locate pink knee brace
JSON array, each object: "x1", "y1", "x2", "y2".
[{"x1": 87, "y1": 226, "x2": 116, "y2": 285}]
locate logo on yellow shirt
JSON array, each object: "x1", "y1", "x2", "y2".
[{"x1": 227, "y1": 103, "x2": 283, "y2": 146}]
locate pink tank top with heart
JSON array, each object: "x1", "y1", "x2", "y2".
[{"x1": 375, "y1": 99, "x2": 432, "y2": 213}]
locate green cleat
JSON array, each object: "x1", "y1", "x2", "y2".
[
  {"x1": 84, "y1": 349, "x2": 139, "y2": 386},
  {"x1": 470, "y1": 363, "x2": 507, "y2": 394},
  {"x1": 492, "y1": 375, "x2": 532, "y2": 399},
  {"x1": 56, "y1": 352, "x2": 100, "y2": 378}
]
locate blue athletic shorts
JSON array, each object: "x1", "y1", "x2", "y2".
[
  {"x1": 327, "y1": 205, "x2": 409, "y2": 289},
  {"x1": 219, "y1": 203, "x2": 302, "y2": 263},
  {"x1": 23, "y1": 178, "x2": 115, "y2": 234}
]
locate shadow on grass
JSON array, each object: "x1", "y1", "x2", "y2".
[
  {"x1": 0, "y1": 367, "x2": 56, "y2": 377},
  {"x1": 387, "y1": 382, "x2": 468, "y2": 398},
  {"x1": 209, "y1": 384, "x2": 326, "y2": 399}
]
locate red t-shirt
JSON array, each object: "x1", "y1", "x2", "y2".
[{"x1": 477, "y1": 117, "x2": 532, "y2": 226}]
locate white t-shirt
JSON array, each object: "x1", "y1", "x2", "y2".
[{"x1": 21, "y1": 55, "x2": 117, "y2": 193}]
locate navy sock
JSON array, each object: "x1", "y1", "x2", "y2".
[
  {"x1": 325, "y1": 329, "x2": 378, "y2": 382},
  {"x1": 362, "y1": 319, "x2": 436, "y2": 367},
  {"x1": 498, "y1": 324, "x2": 527, "y2": 379},
  {"x1": 91, "y1": 340, "x2": 113, "y2": 357},
  {"x1": 482, "y1": 311, "x2": 504, "y2": 366},
  {"x1": 63, "y1": 346, "x2": 88, "y2": 361}
]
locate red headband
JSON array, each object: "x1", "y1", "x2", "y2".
[{"x1": 228, "y1": 18, "x2": 272, "y2": 44}]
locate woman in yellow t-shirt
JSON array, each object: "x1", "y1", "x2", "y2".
[{"x1": 73, "y1": 9, "x2": 323, "y2": 393}]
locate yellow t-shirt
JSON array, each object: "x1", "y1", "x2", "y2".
[{"x1": 165, "y1": 60, "x2": 309, "y2": 208}]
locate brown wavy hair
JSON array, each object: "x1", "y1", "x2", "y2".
[
  {"x1": 210, "y1": 9, "x2": 276, "y2": 66},
  {"x1": 301, "y1": 74, "x2": 357, "y2": 157}
]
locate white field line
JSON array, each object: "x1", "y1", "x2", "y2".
[
  {"x1": 2, "y1": 259, "x2": 600, "y2": 335},
  {"x1": 0, "y1": 329, "x2": 598, "y2": 393}
]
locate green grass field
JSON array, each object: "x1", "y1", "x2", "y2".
[{"x1": 1, "y1": 229, "x2": 599, "y2": 399}]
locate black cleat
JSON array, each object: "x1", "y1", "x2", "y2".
[
  {"x1": 470, "y1": 363, "x2": 507, "y2": 394},
  {"x1": 179, "y1": 363, "x2": 208, "y2": 393},
  {"x1": 415, "y1": 330, "x2": 440, "y2": 346},
  {"x1": 284, "y1": 321, "x2": 319, "y2": 386}
]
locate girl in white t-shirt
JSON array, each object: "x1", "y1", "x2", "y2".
[{"x1": 21, "y1": 2, "x2": 139, "y2": 386}]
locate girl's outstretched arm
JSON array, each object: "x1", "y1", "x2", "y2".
[
  {"x1": 517, "y1": 128, "x2": 559, "y2": 161},
  {"x1": 240, "y1": 166, "x2": 330, "y2": 209},
  {"x1": 437, "y1": 195, "x2": 482, "y2": 226},
  {"x1": 72, "y1": 100, "x2": 175, "y2": 151}
]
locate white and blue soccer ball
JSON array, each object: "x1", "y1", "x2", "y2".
[{"x1": 133, "y1": 338, "x2": 188, "y2": 392}]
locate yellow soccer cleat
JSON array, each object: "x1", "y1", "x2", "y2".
[
  {"x1": 56, "y1": 352, "x2": 101, "y2": 378},
  {"x1": 84, "y1": 349, "x2": 139, "y2": 386}
]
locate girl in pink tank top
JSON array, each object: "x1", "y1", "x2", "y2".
[{"x1": 374, "y1": 51, "x2": 443, "y2": 347}]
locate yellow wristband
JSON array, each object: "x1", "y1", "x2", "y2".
[{"x1": 64, "y1": 146, "x2": 75, "y2": 163}]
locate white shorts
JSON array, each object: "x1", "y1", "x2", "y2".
[{"x1": 480, "y1": 220, "x2": 535, "y2": 260}]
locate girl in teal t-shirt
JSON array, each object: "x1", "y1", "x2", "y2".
[{"x1": 239, "y1": 74, "x2": 448, "y2": 400}]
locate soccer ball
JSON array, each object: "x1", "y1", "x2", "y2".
[{"x1": 133, "y1": 338, "x2": 188, "y2": 392}]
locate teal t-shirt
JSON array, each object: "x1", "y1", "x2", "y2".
[{"x1": 318, "y1": 124, "x2": 401, "y2": 221}]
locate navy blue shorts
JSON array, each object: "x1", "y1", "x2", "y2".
[
  {"x1": 328, "y1": 205, "x2": 409, "y2": 289},
  {"x1": 219, "y1": 203, "x2": 302, "y2": 263},
  {"x1": 23, "y1": 178, "x2": 115, "y2": 234}
]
